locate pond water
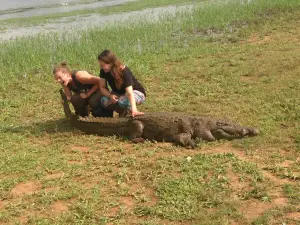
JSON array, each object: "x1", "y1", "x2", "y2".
[
  {"x1": 0, "y1": 4, "x2": 193, "y2": 41},
  {"x1": 1, "y1": 0, "x2": 79, "y2": 11},
  {"x1": 0, "y1": 0, "x2": 137, "y2": 20}
]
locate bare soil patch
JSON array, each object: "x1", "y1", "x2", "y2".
[
  {"x1": 241, "y1": 200, "x2": 273, "y2": 220},
  {"x1": 286, "y1": 212, "x2": 300, "y2": 221},
  {"x1": 240, "y1": 33, "x2": 272, "y2": 45},
  {"x1": 227, "y1": 168, "x2": 251, "y2": 200},
  {"x1": 280, "y1": 160, "x2": 294, "y2": 168},
  {"x1": 261, "y1": 170, "x2": 294, "y2": 185},
  {"x1": 70, "y1": 145, "x2": 90, "y2": 153},
  {"x1": 241, "y1": 196, "x2": 289, "y2": 221},
  {"x1": 43, "y1": 186, "x2": 60, "y2": 193},
  {"x1": 18, "y1": 215, "x2": 29, "y2": 224},
  {"x1": 107, "y1": 206, "x2": 119, "y2": 217},
  {"x1": 50, "y1": 200, "x2": 69, "y2": 215},
  {"x1": 143, "y1": 188, "x2": 158, "y2": 207},
  {"x1": 0, "y1": 201, "x2": 7, "y2": 211},
  {"x1": 45, "y1": 171, "x2": 65, "y2": 180},
  {"x1": 273, "y1": 197, "x2": 288, "y2": 205},
  {"x1": 10, "y1": 181, "x2": 41, "y2": 197},
  {"x1": 120, "y1": 196, "x2": 135, "y2": 210}
]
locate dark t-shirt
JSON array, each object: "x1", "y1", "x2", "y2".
[
  {"x1": 99, "y1": 66, "x2": 146, "y2": 96},
  {"x1": 67, "y1": 71, "x2": 94, "y2": 93}
]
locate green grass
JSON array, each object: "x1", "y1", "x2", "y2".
[{"x1": 0, "y1": 0, "x2": 300, "y2": 224}]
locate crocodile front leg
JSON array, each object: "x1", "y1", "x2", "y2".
[
  {"x1": 175, "y1": 133, "x2": 196, "y2": 148},
  {"x1": 211, "y1": 129, "x2": 237, "y2": 140},
  {"x1": 194, "y1": 129, "x2": 216, "y2": 142},
  {"x1": 128, "y1": 120, "x2": 145, "y2": 143}
]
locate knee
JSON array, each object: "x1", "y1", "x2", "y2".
[
  {"x1": 71, "y1": 94, "x2": 86, "y2": 106},
  {"x1": 88, "y1": 93, "x2": 102, "y2": 109},
  {"x1": 101, "y1": 96, "x2": 110, "y2": 107},
  {"x1": 92, "y1": 105, "x2": 113, "y2": 118},
  {"x1": 117, "y1": 95, "x2": 130, "y2": 109}
]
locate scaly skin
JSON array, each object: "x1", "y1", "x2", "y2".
[{"x1": 60, "y1": 89, "x2": 259, "y2": 148}]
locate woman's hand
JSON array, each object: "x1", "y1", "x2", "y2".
[
  {"x1": 80, "y1": 93, "x2": 88, "y2": 99},
  {"x1": 131, "y1": 110, "x2": 144, "y2": 117},
  {"x1": 109, "y1": 94, "x2": 118, "y2": 104}
]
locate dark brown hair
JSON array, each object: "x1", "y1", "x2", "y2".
[{"x1": 98, "y1": 50, "x2": 124, "y2": 89}]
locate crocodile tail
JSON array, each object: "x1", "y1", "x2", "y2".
[{"x1": 59, "y1": 88, "x2": 73, "y2": 119}]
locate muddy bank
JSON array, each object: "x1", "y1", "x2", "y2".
[{"x1": 0, "y1": 5, "x2": 194, "y2": 41}]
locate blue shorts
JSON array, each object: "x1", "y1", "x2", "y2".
[{"x1": 101, "y1": 90, "x2": 146, "y2": 110}]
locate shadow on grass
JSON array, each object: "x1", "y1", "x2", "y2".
[{"x1": 0, "y1": 118, "x2": 75, "y2": 136}]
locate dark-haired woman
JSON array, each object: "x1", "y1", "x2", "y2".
[{"x1": 98, "y1": 50, "x2": 146, "y2": 117}]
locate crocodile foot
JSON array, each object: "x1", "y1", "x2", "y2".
[
  {"x1": 131, "y1": 137, "x2": 145, "y2": 143},
  {"x1": 175, "y1": 133, "x2": 196, "y2": 149}
]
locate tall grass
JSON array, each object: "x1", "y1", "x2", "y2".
[{"x1": 1, "y1": 0, "x2": 299, "y2": 81}]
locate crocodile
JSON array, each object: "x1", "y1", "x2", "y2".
[{"x1": 60, "y1": 89, "x2": 259, "y2": 148}]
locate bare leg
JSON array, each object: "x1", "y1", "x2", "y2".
[
  {"x1": 101, "y1": 95, "x2": 128, "y2": 117},
  {"x1": 88, "y1": 92, "x2": 102, "y2": 111},
  {"x1": 70, "y1": 94, "x2": 88, "y2": 117}
]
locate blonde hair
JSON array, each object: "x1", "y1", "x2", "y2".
[{"x1": 53, "y1": 61, "x2": 72, "y2": 75}]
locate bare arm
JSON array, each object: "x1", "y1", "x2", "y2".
[
  {"x1": 76, "y1": 71, "x2": 100, "y2": 97},
  {"x1": 62, "y1": 85, "x2": 72, "y2": 101},
  {"x1": 99, "y1": 78, "x2": 111, "y2": 97},
  {"x1": 125, "y1": 86, "x2": 144, "y2": 117},
  {"x1": 86, "y1": 84, "x2": 98, "y2": 98},
  {"x1": 76, "y1": 71, "x2": 100, "y2": 84},
  {"x1": 125, "y1": 86, "x2": 137, "y2": 112}
]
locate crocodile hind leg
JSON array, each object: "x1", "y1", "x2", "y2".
[
  {"x1": 128, "y1": 120, "x2": 145, "y2": 143},
  {"x1": 175, "y1": 133, "x2": 196, "y2": 148}
]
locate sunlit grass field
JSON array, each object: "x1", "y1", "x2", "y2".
[{"x1": 0, "y1": 0, "x2": 299, "y2": 224}]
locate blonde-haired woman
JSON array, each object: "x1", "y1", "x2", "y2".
[{"x1": 53, "y1": 62, "x2": 112, "y2": 117}]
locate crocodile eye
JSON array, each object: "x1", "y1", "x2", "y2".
[
  {"x1": 216, "y1": 122, "x2": 231, "y2": 127},
  {"x1": 216, "y1": 122, "x2": 223, "y2": 126}
]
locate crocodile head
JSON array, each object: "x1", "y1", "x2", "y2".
[
  {"x1": 59, "y1": 88, "x2": 74, "y2": 120},
  {"x1": 214, "y1": 121, "x2": 259, "y2": 138}
]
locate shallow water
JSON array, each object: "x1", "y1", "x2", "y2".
[
  {"x1": 0, "y1": 0, "x2": 137, "y2": 20},
  {"x1": 0, "y1": 5, "x2": 193, "y2": 41},
  {"x1": 0, "y1": 0, "x2": 79, "y2": 11}
]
